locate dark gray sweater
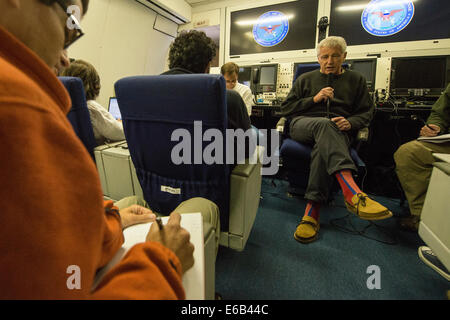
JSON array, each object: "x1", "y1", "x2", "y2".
[{"x1": 280, "y1": 69, "x2": 374, "y2": 132}]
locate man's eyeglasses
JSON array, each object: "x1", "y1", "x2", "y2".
[{"x1": 55, "y1": 0, "x2": 84, "y2": 49}]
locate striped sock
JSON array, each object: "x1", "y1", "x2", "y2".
[
  {"x1": 335, "y1": 170, "x2": 362, "y2": 203},
  {"x1": 303, "y1": 200, "x2": 320, "y2": 221}
]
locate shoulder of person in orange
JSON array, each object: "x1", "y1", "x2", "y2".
[{"x1": 0, "y1": 0, "x2": 184, "y2": 299}]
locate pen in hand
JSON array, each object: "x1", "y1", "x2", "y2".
[
  {"x1": 156, "y1": 217, "x2": 164, "y2": 230},
  {"x1": 411, "y1": 115, "x2": 436, "y2": 131}
]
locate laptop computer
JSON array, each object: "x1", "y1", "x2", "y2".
[{"x1": 108, "y1": 97, "x2": 122, "y2": 120}]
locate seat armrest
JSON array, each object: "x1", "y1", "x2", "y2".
[
  {"x1": 356, "y1": 127, "x2": 369, "y2": 142},
  {"x1": 226, "y1": 162, "x2": 262, "y2": 251},
  {"x1": 276, "y1": 117, "x2": 287, "y2": 132},
  {"x1": 231, "y1": 162, "x2": 258, "y2": 178},
  {"x1": 94, "y1": 140, "x2": 127, "y2": 151},
  {"x1": 353, "y1": 127, "x2": 370, "y2": 153}
]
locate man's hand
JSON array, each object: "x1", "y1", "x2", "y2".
[
  {"x1": 146, "y1": 212, "x2": 194, "y2": 274},
  {"x1": 120, "y1": 205, "x2": 156, "y2": 229},
  {"x1": 313, "y1": 87, "x2": 334, "y2": 103},
  {"x1": 331, "y1": 116, "x2": 351, "y2": 131},
  {"x1": 420, "y1": 124, "x2": 440, "y2": 137}
]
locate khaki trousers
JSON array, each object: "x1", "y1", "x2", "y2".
[
  {"x1": 394, "y1": 140, "x2": 450, "y2": 216},
  {"x1": 114, "y1": 196, "x2": 220, "y2": 256}
]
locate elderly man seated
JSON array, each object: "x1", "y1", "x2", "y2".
[{"x1": 280, "y1": 36, "x2": 392, "y2": 244}]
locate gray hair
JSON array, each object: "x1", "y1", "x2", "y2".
[{"x1": 316, "y1": 36, "x2": 347, "y2": 55}]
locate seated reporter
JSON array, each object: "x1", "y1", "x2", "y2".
[
  {"x1": 162, "y1": 30, "x2": 254, "y2": 164},
  {"x1": 62, "y1": 59, "x2": 125, "y2": 145},
  {"x1": 280, "y1": 36, "x2": 392, "y2": 244},
  {"x1": 163, "y1": 30, "x2": 251, "y2": 134},
  {"x1": 394, "y1": 83, "x2": 450, "y2": 232},
  {"x1": 0, "y1": 0, "x2": 215, "y2": 299},
  {"x1": 221, "y1": 62, "x2": 253, "y2": 116}
]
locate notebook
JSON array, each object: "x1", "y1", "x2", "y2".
[
  {"x1": 93, "y1": 212, "x2": 205, "y2": 299},
  {"x1": 417, "y1": 133, "x2": 450, "y2": 144},
  {"x1": 108, "y1": 97, "x2": 122, "y2": 120}
]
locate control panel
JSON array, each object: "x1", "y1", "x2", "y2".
[
  {"x1": 276, "y1": 62, "x2": 294, "y2": 99},
  {"x1": 255, "y1": 92, "x2": 277, "y2": 105}
]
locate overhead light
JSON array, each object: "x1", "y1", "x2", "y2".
[
  {"x1": 336, "y1": 3, "x2": 371, "y2": 12},
  {"x1": 235, "y1": 14, "x2": 294, "y2": 26},
  {"x1": 336, "y1": 0, "x2": 418, "y2": 12}
]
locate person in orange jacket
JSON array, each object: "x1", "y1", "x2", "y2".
[{"x1": 0, "y1": 0, "x2": 214, "y2": 299}]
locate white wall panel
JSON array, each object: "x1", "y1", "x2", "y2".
[{"x1": 68, "y1": 0, "x2": 176, "y2": 108}]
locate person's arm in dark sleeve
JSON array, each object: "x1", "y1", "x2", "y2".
[
  {"x1": 226, "y1": 90, "x2": 251, "y2": 130},
  {"x1": 226, "y1": 90, "x2": 255, "y2": 162},
  {"x1": 279, "y1": 77, "x2": 315, "y2": 117},
  {"x1": 346, "y1": 76, "x2": 374, "y2": 132},
  {"x1": 426, "y1": 84, "x2": 450, "y2": 133}
]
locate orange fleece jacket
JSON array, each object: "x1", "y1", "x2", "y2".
[{"x1": 0, "y1": 26, "x2": 185, "y2": 299}]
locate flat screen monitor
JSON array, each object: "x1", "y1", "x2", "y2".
[
  {"x1": 108, "y1": 97, "x2": 122, "y2": 120},
  {"x1": 229, "y1": 0, "x2": 318, "y2": 56},
  {"x1": 242, "y1": 81, "x2": 251, "y2": 88},
  {"x1": 260, "y1": 66, "x2": 277, "y2": 85},
  {"x1": 347, "y1": 59, "x2": 377, "y2": 93},
  {"x1": 238, "y1": 66, "x2": 252, "y2": 85},
  {"x1": 390, "y1": 55, "x2": 450, "y2": 97},
  {"x1": 329, "y1": 0, "x2": 450, "y2": 46}
]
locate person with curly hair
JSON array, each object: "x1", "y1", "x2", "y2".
[
  {"x1": 167, "y1": 29, "x2": 216, "y2": 74},
  {"x1": 164, "y1": 30, "x2": 251, "y2": 133},
  {"x1": 62, "y1": 59, "x2": 125, "y2": 145}
]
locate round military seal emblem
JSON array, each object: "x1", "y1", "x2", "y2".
[
  {"x1": 252, "y1": 11, "x2": 289, "y2": 47},
  {"x1": 361, "y1": 0, "x2": 414, "y2": 37}
]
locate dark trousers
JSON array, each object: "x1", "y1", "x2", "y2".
[{"x1": 290, "y1": 116, "x2": 357, "y2": 203}]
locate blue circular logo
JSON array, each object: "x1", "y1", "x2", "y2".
[
  {"x1": 361, "y1": 0, "x2": 414, "y2": 37},
  {"x1": 253, "y1": 11, "x2": 289, "y2": 47}
]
